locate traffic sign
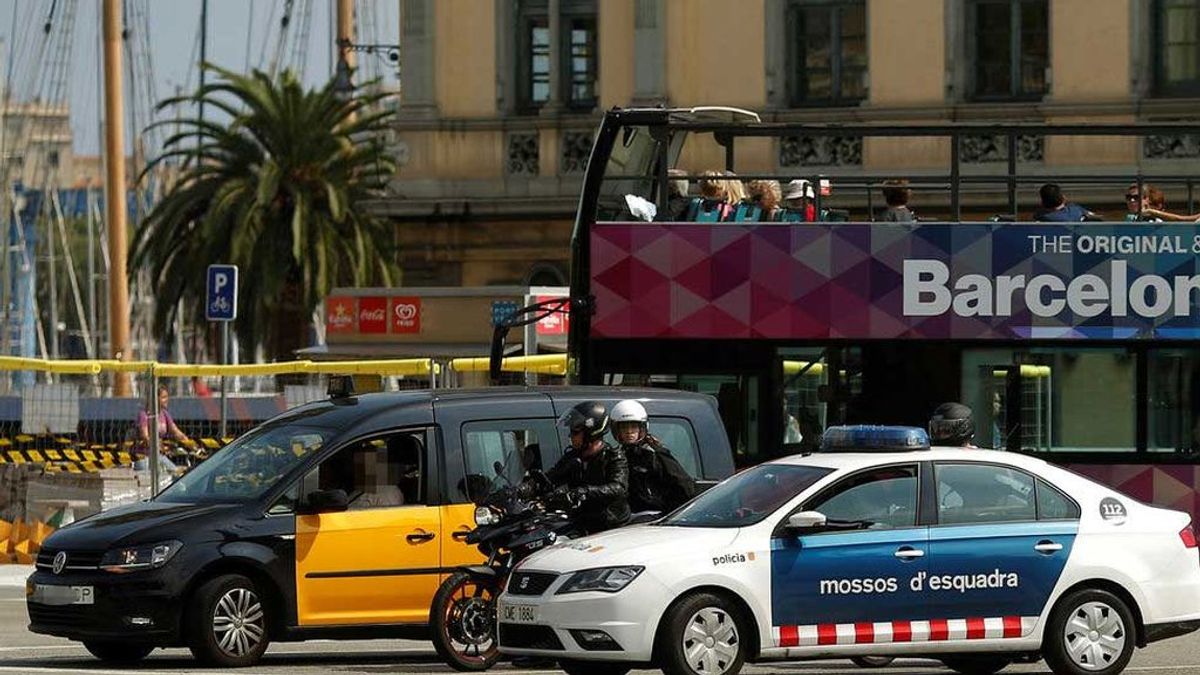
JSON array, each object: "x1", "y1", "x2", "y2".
[{"x1": 206, "y1": 265, "x2": 239, "y2": 322}]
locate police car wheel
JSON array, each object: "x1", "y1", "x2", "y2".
[
  {"x1": 185, "y1": 574, "x2": 270, "y2": 667},
  {"x1": 83, "y1": 641, "x2": 153, "y2": 664},
  {"x1": 938, "y1": 655, "x2": 1011, "y2": 674},
  {"x1": 558, "y1": 659, "x2": 632, "y2": 675},
  {"x1": 851, "y1": 656, "x2": 895, "y2": 668},
  {"x1": 657, "y1": 592, "x2": 746, "y2": 675},
  {"x1": 1043, "y1": 588, "x2": 1135, "y2": 675}
]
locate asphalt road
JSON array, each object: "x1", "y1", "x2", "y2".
[{"x1": 2, "y1": 587, "x2": 1199, "y2": 674}]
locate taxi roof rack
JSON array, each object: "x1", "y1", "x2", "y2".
[{"x1": 819, "y1": 425, "x2": 931, "y2": 453}]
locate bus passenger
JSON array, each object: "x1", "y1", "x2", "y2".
[
  {"x1": 746, "y1": 179, "x2": 782, "y2": 221},
  {"x1": 780, "y1": 179, "x2": 816, "y2": 222},
  {"x1": 879, "y1": 179, "x2": 916, "y2": 222},
  {"x1": 1033, "y1": 183, "x2": 1099, "y2": 222}
]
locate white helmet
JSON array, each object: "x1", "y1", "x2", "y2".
[{"x1": 610, "y1": 400, "x2": 648, "y2": 425}]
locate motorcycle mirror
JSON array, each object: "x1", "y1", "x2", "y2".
[{"x1": 493, "y1": 460, "x2": 505, "y2": 477}]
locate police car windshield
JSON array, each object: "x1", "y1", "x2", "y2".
[
  {"x1": 661, "y1": 464, "x2": 833, "y2": 528},
  {"x1": 158, "y1": 422, "x2": 328, "y2": 503}
]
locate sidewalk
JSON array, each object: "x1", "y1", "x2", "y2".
[{"x1": 0, "y1": 565, "x2": 34, "y2": 587}]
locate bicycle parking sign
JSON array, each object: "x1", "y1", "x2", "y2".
[{"x1": 206, "y1": 264, "x2": 238, "y2": 322}]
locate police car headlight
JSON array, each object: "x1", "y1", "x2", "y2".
[
  {"x1": 100, "y1": 540, "x2": 182, "y2": 573},
  {"x1": 474, "y1": 506, "x2": 498, "y2": 526},
  {"x1": 555, "y1": 566, "x2": 643, "y2": 594}
]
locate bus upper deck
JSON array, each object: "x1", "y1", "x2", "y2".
[{"x1": 547, "y1": 107, "x2": 1200, "y2": 520}]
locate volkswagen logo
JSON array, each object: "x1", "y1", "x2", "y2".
[{"x1": 51, "y1": 552, "x2": 66, "y2": 575}]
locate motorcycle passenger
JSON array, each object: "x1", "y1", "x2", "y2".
[
  {"x1": 516, "y1": 401, "x2": 631, "y2": 534},
  {"x1": 611, "y1": 400, "x2": 696, "y2": 515},
  {"x1": 928, "y1": 401, "x2": 977, "y2": 448}
]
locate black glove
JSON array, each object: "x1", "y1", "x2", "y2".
[{"x1": 549, "y1": 485, "x2": 583, "y2": 506}]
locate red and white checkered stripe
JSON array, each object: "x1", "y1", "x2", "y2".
[{"x1": 773, "y1": 616, "x2": 1038, "y2": 647}]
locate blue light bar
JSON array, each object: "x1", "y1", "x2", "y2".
[{"x1": 819, "y1": 425, "x2": 930, "y2": 453}]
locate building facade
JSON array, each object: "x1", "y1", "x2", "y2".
[{"x1": 385, "y1": 0, "x2": 1200, "y2": 287}]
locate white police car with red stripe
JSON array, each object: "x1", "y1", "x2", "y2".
[{"x1": 496, "y1": 426, "x2": 1200, "y2": 675}]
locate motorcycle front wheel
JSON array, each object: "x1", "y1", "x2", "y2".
[{"x1": 431, "y1": 570, "x2": 502, "y2": 671}]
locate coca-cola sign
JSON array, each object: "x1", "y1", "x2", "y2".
[
  {"x1": 358, "y1": 297, "x2": 387, "y2": 334},
  {"x1": 325, "y1": 296, "x2": 356, "y2": 334},
  {"x1": 391, "y1": 296, "x2": 422, "y2": 334}
]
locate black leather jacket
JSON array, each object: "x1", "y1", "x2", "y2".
[
  {"x1": 518, "y1": 443, "x2": 630, "y2": 533},
  {"x1": 623, "y1": 439, "x2": 697, "y2": 514}
]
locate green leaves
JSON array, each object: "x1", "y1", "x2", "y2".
[{"x1": 132, "y1": 65, "x2": 398, "y2": 360}]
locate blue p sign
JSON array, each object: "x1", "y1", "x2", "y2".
[{"x1": 206, "y1": 264, "x2": 239, "y2": 321}]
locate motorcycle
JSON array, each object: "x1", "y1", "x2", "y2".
[{"x1": 430, "y1": 469, "x2": 580, "y2": 671}]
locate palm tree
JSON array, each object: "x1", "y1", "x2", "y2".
[{"x1": 133, "y1": 65, "x2": 397, "y2": 361}]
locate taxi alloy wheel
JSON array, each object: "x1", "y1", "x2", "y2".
[
  {"x1": 1044, "y1": 588, "x2": 1135, "y2": 675},
  {"x1": 186, "y1": 573, "x2": 271, "y2": 667},
  {"x1": 658, "y1": 592, "x2": 746, "y2": 675}
]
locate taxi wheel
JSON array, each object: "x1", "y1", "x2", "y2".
[
  {"x1": 186, "y1": 573, "x2": 270, "y2": 667},
  {"x1": 558, "y1": 660, "x2": 632, "y2": 675},
  {"x1": 82, "y1": 641, "x2": 153, "y2": 664},
  {"x1": 1043, "y1": 588, "x2": 1135, "y2": 675},
  {"x1": 657, "y1": 592, "x2": 746, "y2": 675},
  {"x1": 939, "y1": 655, "x2": 1011, "y2": 674}
]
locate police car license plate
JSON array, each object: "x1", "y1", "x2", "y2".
[
  {"x1": 501, "y1": 602, "x2": 537, "y2": 623},
  {"x1": 31, "y1": 584, "x2": 94, "y2": 606}
]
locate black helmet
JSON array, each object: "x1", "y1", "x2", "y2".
[
  {"x1": 559, "y1": 401, "x2": 609, "y2": 441},
  {"x1": 929, "y1": 402, "x2": 975, "y2": 446}
]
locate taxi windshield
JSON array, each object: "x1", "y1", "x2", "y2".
[
  {"x1": 157, "y1": 422, "x2": 328, "y2": 503},
  {"x1": 661, "y1": 464, "x2": 832, "y2": 528}
]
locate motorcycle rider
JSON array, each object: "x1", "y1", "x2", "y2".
[
  {"x1": 516, "y1": 401, "x2": 630, "y2": 535},
  {"x1": 928, "y1": 401, "x2": 978, "y2": 448},
  {"x1": 611, "y1": 399, "x2": 696, "y2": 514}
]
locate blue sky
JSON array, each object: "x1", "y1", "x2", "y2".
[{"x1": 0, "y1": 0, "x2": 399, "y2": 155}]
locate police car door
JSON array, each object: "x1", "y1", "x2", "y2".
[
  {"x1": 927, "y1": 462, "x2": 1078, "y2": 638},
  {"x1": 771, "y1": 463, "x2": 927, "y2": 644}
]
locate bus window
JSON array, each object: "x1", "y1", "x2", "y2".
[
  {"x1": 962, "y1": 349, "x2": 1134, "y2": 452},
  {"x1": 1148, "y1": 350, "x2": 1200, "y2": 454}
]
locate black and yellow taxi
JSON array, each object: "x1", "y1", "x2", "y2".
[{"x1": 26, "y1": 386, "x2": 733, "y2": 667}]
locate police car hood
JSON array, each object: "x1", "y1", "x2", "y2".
[{"x1": 521, "y1": 524, "x2": 742, "y2": 572}]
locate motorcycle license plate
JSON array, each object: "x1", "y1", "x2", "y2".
[{"x1": 500, "y1": 602, "x2": 538, "y2": 624}]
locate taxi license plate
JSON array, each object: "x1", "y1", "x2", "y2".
[
  {"x1": 31, "y1": 584, "x2": 94, "y2": 606},
  {"x1": 500, "y1": 603, "x2": 538, "y2": 623}
]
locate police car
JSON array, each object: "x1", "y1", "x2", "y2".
[{"x1": 496, "y1": 426, "x2": 1200, "y2": 675}]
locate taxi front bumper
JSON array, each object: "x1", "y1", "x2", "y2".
[{"x1": 496, "y1": 571, "x2": 672, "y2": 663}]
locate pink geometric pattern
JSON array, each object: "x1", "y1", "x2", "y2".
[{"x1": 1067, "y1": 463, "x2": 1200, "y2": 524}]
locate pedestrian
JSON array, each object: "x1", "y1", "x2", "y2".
[
  {"x1": 1033, "y1": 183, "x2": 1098, "y2": 222},
  {"x1": 879, "y1": 179, "x2": 916, "y2": 222}
]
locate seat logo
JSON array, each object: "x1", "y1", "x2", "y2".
[
  {"x1": 52, "y1": 552, "x2": 66, "y2": 575},
  {"x1": 519, "y1": 577, "x2": 530, "y2": 590}
]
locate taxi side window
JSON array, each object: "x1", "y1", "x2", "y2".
[
  {"x1": 936, "y1": 463, "x2": 1035, "y2": 525},
  {"x1": 458, "y1": 420, "x2": 557, "y2": 503},
  {"x1": 1037, "y1": 478, "x2": 1080, "y2": 520},
  {"x1": 646, "y1": 417, "x2": 702, "y2": 479},
  {"x1": 310, "y1": 430, "x2": 427, "y2": 510},
  {"x1": 806, "y1": 465, "x2": 919, "y2": 530}
]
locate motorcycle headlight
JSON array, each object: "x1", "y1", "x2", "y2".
[
  {"x1": 100, "y1": 540, "x2": 182, "y2": 573},
  {"x1": 555, "y1": 566, "x2": 643, "y2": 594},
  {"x1": 474, "y1": 506, "x2": 498, "y2": 526}
]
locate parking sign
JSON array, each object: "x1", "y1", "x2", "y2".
[{"x1": 206, "y1": 265, "x2": 238, "y2": 321}]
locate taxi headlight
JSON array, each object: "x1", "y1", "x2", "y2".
[
  {"x1": 474, "y1": 506, "x2": 498, "y2": 526},
  {"x1": 555, "y1": 566, "x2": 643, "y2": 594},
  {"x1": 100, "y1": 541, "x2": 182, "y2": 573}
]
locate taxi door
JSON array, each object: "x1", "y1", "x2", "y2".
[
  {"x1": 295, "y1": 429, "x2": 442, "y2": 626},
  {"x1": 772, "y1": 464, "x2": 928, "y2": 631},
  {"x1": 434, "y1": 395, "x2": 562, "y2": 573},
  {"x1": 927, "y1": 462, "x2": 1078, "y2": 624}
]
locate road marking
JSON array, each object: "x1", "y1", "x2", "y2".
[
  {"x1": 0, "y1": 667, "x2": 178, "y2": 675},
  {"x1": 1128, "y1": 667, "x2": 1200, "y2": 672},
  {"x1": 0, "y1": 645, "x2": 80, "y2": 652}
]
